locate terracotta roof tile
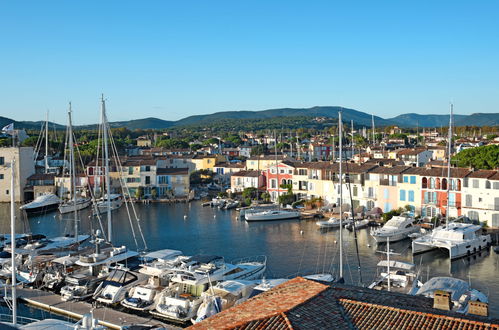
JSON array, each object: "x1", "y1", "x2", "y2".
[{"x1": 467, "y1": 170, "x2": 497, "y2": 179}]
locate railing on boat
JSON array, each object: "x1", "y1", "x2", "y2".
[{"x1": 0, "y1": 314, "x2": 40, "y2": 325}]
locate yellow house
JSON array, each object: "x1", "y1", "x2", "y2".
[
  {"x1": 396, "y1": 168, "x2": 423, "y2": 215},
  {"x1": 191, "y1": 155, "x2": 226, "y2": 172}
]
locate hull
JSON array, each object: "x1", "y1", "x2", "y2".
[
  {"x1": 59, "y1": 199, "x2": 92, "y2": 214},
  {"x1": 372, "y1": 227, "x2": 420, "y2": 243},
  {"x1": 412, "y1": 235, "x2": 491, "y2": 259},
  {"x1": 245, "y1": 211, "x2": 300, "y2": 221}
]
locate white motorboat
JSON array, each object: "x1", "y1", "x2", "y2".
[
  {"x1": 11, "y1": 235, "x2": 90, "y2": 256},
  {"x1": 316, "y1": 217, "x2": 352, "y2": 229},
  {"x1": 412, "y1": 222, "x2": 491, "y2": 259},
  {"x1": 152, "y1": 255, "x2": 266, "y2": 323},
  {"x1": 416, "y1": 277, "x2": 488, "y2": 314},
  {"x1": 371, "y1": 213, "x2": 420, "y2": 243},
  {"x1": 138, "y1": 249, "x2": 185, "y2": 277},
  {"x1": 20, "y1": 193, "x2": 60, "y2": 214},
  {"x1": 94, "y1": 194, "x2": 123, "y2": 215},
  {"x1": 368, "y1": 260, "x2": 419, "y2": 294},
  {"x1": 93, "y1": 267, "x2": 148, "y2": 305},
  {"x1": 346, "y1": 219, "x2": 370, "y2": 231},
  {"x1": 60, "y1": 272, "x2": 107, "y2": 301},
  {"x1": 248, "y1": 278, "x2": 290, "y2": 298},
  {"x1": 121, "y1": 278, "x2": 163, "y2": 311},
  {"x1": 223, "y1": 200, "x2": 239, "y2": 210},
  {"x1": 192, "y1": 280, "x2": 257, "y2": 323},
  {"x1": 245, "y1": 209, "x2": 300, "y2": 221},
  {"x1": 58, "y1": 197, "x2": 92, "y2": 214}
]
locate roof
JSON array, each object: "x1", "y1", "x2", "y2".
[
  {"x1": 368, "y1": 165, "x2": 411, "y2": 175},
  {"x1": 157, "y1": 167, "x2": 189, "y2": 175},
  {"x1": 396, "y1": 148, "x2": 428, "y2": 156},
  {"x1": 190, "y1": 277, "x2": 499, "y2": 330},
  {"x1": 404, "y1": 167, "x2": 472, "y2": 178},
  {"x1": 122, "y1": 158, "x2": 157, "y2": 166},
  {"x1": 467, "y1": 170, "x2": 497, "y2": 179},
  {"x1": 27, "y1": 173, "x2": 55, "y2": 181},
  {"x1": 232, "y1": 170, "x2": 261, "y2": 178}
]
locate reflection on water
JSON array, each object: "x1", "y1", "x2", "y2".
[{"x1": 0, "y1": 201, "x2": 498, "y2": 317}]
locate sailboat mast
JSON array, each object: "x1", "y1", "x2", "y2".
[
  {"x1": 387, "y1": 237, "x2": 391, "y2": 291},
  {"x1": 446, "y1": 104, "x2": 453, "y2": 223},
  {"x1": 10, "y1": 158, "x2": 17, "y2": 326},
  {"x1": 275, "y1": 130, "x2": 280, "y2": 207},
  {"x1": 101, "y1": 95, "x2": 112, "y2": 243},
  {"x1": 339, "y1": 111, "x2": 343, "y2": 279},
  {"x1": 45, "y1": 110, "x2": 49, "y2": 173},
  {"x1": 351, "y1": 120, "x2": 354, "y2": 159},
  {"x1": 371, "y1": 114, "x2": 375, "y2": 146},
  {"x1": 68, "y1": 103, "x2": 78, "y2": 242}
]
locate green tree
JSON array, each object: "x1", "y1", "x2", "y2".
[
  {"x1": 452, "y1": 144, "x2": 499, "y2": 170},
  {"x1": 250, "y1": 144, "x2": 267, "y2": 156},
  {"x1": 242, "y1": 187, "x2": 257, "y2": 200}
]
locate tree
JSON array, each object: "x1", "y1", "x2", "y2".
[
  {"x1": 250, "y1": 144, "x2": 267, "y2": 156},
  {"x1": 189, "y1": 143, "x2": 203, "y2": 151},
  {"x1": 452, "y1": 144, "x2": 499, "y2": 170},
  {"x1": 156, "y1": 137, "x2": 189, "y2": 149},
  {"x1": 242, "y1": 187, "x2": 257, "y2": 200}
]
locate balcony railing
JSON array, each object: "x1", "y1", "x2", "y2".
[{"x1": 379, "y1": 179, "x2": 397, "y2": 186}]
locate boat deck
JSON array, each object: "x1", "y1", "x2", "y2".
[{"x1": 13, "y1": 287, "x2": 178, "y2": 329}]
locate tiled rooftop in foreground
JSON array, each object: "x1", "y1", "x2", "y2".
[{"x1": 189, "y1": 277, "x2": 499, "y2": 330}]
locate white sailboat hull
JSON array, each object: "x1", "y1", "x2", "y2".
[
  {"x1": 59, "y1": 198, "x2": 92, "y2": 214},
  {"x1": 245, "y1": 210, "x2": 300, "y2": 221}
]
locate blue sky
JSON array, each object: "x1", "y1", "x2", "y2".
[{"x1": 1, "y1": 1, "x2": 498, "y2": 124}]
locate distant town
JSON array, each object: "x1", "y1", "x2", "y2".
[{"x1": 1, "y1": 117, "x2": 498, "y2": 227}]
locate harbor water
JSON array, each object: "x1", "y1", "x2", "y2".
[{"x1": 1, "y1": 201, "x2": 499, "y2": 318}]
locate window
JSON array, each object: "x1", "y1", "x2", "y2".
[
  {"x1": 410, "y1": 176, "x2": 416, "y2": 184},
  {"x1": 465, "y1": 194, "x2": 472, "y2": 207},
  {"x1": 403, "y1": 176, "x2": 408, "y2": 183},
  {"x1": 368, "y1": 187, "x2": 374, "y2": 198},
  {"x1": 271, "y1": 179, "x2": 276, "y2": 189},
  {"x1": 495, "y1": 197, "x2": 499, "y2": 211},
  {"x1": 298, "y1": 169, "x2": 307, "y2": 176},
  {"x1": 0, "y1": 174, "x2": 3, "y2": 180},
  {"x1": 288, "y1": 170, "x2": 293, "y2": 174},
  {"x1": 422, "y1": 177, "x2": 428, "y2": 189},
  {"x1": 486, "y1": 181, "x2": 491, "y2": 189},
  {"x1": 6, "y1": 190, "x2": 9, "y2": 195},
  {"x1": 0, "y1": 157, "x2": 4, "y2": 165},
  {"x1": 463, "y1": 178, "x2": 468, "y2": 188},
  {"x1": 473, "y1": 179, "x2": 479, "y2": 188},
  {"x1": 128, "y1": 167, "x2": 134, "y2": 175},
  {"x1": 468, "y1": 211, "x2": 479, "y2": 221},
  {"x1": 384, "y1": 188, "x2": 389, "y2": 199},
  {"x1": 280, "y1": 169, "x2": 285, "y2": 174},
  {"x1": 145, "y1": 176, "x2": 151, "y2": 185},
  {"x1": 492, "y1": 214, "x2": 499, "y2": 227},
  {"x1": 281, "y1": 179, "x2": 287, "y2": 186},
  {"x1": 400, "y1": 189, "x2": 406, "y2": 201},
  {"x1": 430, "y1": 178, "x2": 435, "y2": 189},
  {"x1": 353, "y1": 186, "x2": 358, "y2": 197},
  {"x1": 145, "y1": 165, "x2": 151, "y2": 172},
  {"x1": 408, "y1": 190, "x2": 415, "y2": 202}
]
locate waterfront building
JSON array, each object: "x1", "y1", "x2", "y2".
[
  {"x1": 26, "y1": 173, "x2": 57, "y2": 199},
  {"x1": 420, "y1": 167, "x2": 470, "y2": 219},
  {"x1": 265, "y1": 162, "x2": 295, "y2": 202},
  {"x1": 395, "y1": 148, "x2": 433, "y2": 167},
  {"x1": 190, "y1": 277, "x2": 497, "y2": 329},
  {"x1": 397, "y1": 168, "x2": 423, "y2": 215},
  {"x1": 156, "y1": 168, "x2": 190, "y2": 198},
  {"x1": 461, "y1": 170, "x2": 499, "y2": 226},
  {"x1": 365, "y1": 166, "x2": 410, "y2": 213},
  {"x1": 230, "y1": 170, "x2": 264, "y2": 193},
  {"x1": 0, "y1": 146, "x2": 35, "y2": 202},
  {"x1": 246, "y1": 155, "x2": 286, "y2": 171},
  {"x1": 214, "y1": 162, "x2": 245, "y2": 185}
]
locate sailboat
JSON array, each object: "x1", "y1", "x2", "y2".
[
  {"x1": 59, "y1": 103, "x2": 91, "y2": 214},
  {"x1": 20, "y1": 111, "x2": 60, "y2": 215}
]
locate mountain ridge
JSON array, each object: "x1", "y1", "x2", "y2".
[{"x1": 1, "y1": 106, "x2": 498, "y2": 130}]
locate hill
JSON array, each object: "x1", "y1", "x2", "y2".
[
  {"x1": 388, "y1": 113, "x2": 467, "y2": 127},
  {"x1": 454, "y1": 113, "x2": 499, "y2": 127},
  {"x1": 0, "y1": 116, "x2": 65, "y2": 130},
  {"x1": 175, "y1": 106, "x2": 393, "y2": 128}
]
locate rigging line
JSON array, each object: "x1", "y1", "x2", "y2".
[
  {"x1": 107, "y1": 126, "x2": 140, "y2": 250},
  {"x1": 108, "y1": 130, "x2": 147, "y2": 251},
  {"x1": 344, "y1": 159, "x2": 363, "y2": 285},
  {"x1": 73, "y1": 134, "x2": 106, "y2": 237}
]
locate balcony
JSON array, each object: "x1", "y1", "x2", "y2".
[
  {"x1": 379, "y1": 179, "x2": 397, "y2": 186},
  {"x1": 363, "y1": 193, "x2": 377, "y2": 200},
  {"x1": 463, "y1": 204, "x2": 499, "y2": 211}
]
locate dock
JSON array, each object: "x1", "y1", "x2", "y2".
[{"x1": 15, "y1": 287, "x2": 178, "y2": 329}]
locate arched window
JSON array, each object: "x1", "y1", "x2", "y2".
[
  {"x1": 422, "y1": 177, "x2": 428, "y2": 189},
  {"x1": 282, "y1": 179, "x2": 287, "y2": 186},
  {"x1": 457, "y1": 179, "x2": 461, "y2": 191},
  {"x1": 287, "y1": 179, "x2": 292, "y2": 185},
  {"x1": 436, "y1": 178, "x2": 441, "y2": 190},
  {"x1": 442, "y1": 178, "x2": 447, "y2": 190},
  {"x1": 430, "y1": 178, "x2": 435, "y2": 189}
]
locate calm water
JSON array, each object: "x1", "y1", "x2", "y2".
[{"x1": 1, "y1": 201, "x2": 499, "y2": 318}]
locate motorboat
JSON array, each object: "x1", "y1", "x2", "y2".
[
  {"x1": 94, "y1": 194, "x2": 123, "y2": 215},
  {"x1": 316, "y1": 217, "x2": 352, "y2": 229},
  {"x1": 138, "y1": 249, "x2": 185, "y2": 277},
  {"x1": 303, "y1": 273, "x2": 335, "y2": 282},
  {"x1": 370, "y1": 213, "x2": 420, "y2": 243},
  {"x1": 412, "y1": 222, "x2": 491, "y2": 259},
  {"x1": 248, "y1": 278, "x2": 290, "y2": 299},
  {"x1": 152, "y1": 255, "x2": 266, "y2": 323},
  {"x1": 192, "y1": 280, "x2": 257, "y2": 323},
  {"x1": 368, "y1": 260, "x2": 419, "y2": 294},
  {"x1": 12, "y1": 235, "x2": 90, "y2": 256},
  {"x1": 60, "y1": 271, "x2": 107, "y2": 301},
  {"x1": 59, "y1": 197, "x2": 92, "y2": 214},
  {"x1": 211, "y1": 197, "x2": 226, "y2": 207},
  {"x1": 93, "y1": 267, "x2": 148, "y2": 305},
  {"x1": 223, "y1": 200, "x2": 239, "y2": 210},
  {"x1": 416, "y1": 277, "x2": 488, "y2": 314},
  {"x1": 245, "y1": 209, "x2": 300, "y2": 221},
  {"x1": 346, "y1": 219, "x2": 370, "y2": 231},
  {"x1": 40, "y1": 255, "x2": 79, "y2": 293},
  {"x1": 20, "y1": 193, "x2": 60, "y2": 214},
  {"x1": 121, "y1": 279, "x2": 163, "y2": 311}
]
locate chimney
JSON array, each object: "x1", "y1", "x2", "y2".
[
  {"x1": 433, "y1": 290, "x2": 452, "y2": 311},
  {"x1": 468, "y1": 301, "x2": 489, "y2": 317}
]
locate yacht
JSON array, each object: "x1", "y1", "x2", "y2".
[
  {"x1": 60, "y1": 271, "x2": 107, "y2": 301},
  {"x1": 416, "y1": 277, "x2": 488, "y2": 314},
  {"x1": 316, "y1": 217, "x2": 352, "y2": 229},
  {"x1": 20, "y1": 193, "x2": 60, "y2": 214},
  {"x1": 346, "y1": 219, "x2": 370, "y2": 231},
  {"x1": 14, "y1": 235, "x2": 90, "y2": 255},
  {"x1": 138, "y1": 249, "x2": 185, "y2": 277},
  {"x1": 412, "y1": 222, "x2": 491, "y2": 259},
  {"x1": 370, "y1": 213, "x2": 420, "y2": 243},
  {"x1": 152, "y1": 255, "x2": 266, "y2": 323},
  {"x1": 93, "y1": 267, "x2": 148, "y2": 305},
  {"x1": 245, "y1": 209, "x2": 300, "y2": 221},
  {"x1": 94, "y1": 194, "x2": 123, "y2": 215},
  {"x1": 59, "y1": 197, "x2": 92, "y2": 214},
  {"x1": 192, "y1": 280, "x2": 257, "y2": 323},
  {"x1": 368, "y1": 260, "x2": 419, "y2": 294},
  {"x1": 121, "y1": 278, "x2": 163, "y2": 311}
]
